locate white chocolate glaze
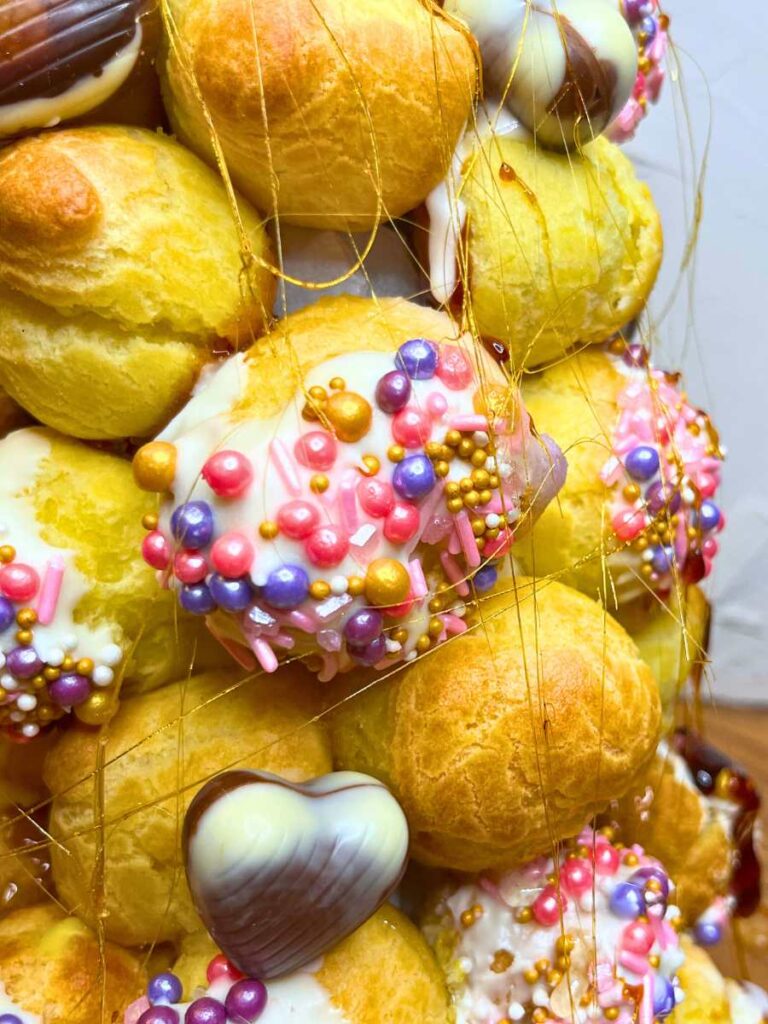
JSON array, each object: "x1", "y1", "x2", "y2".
[
  {"x1": 0, "y1": 430, "x2": 120, "y2": 735},
  {"x1": 0, "y1": 982, "x2": 41, "y2": 1023},
  {"x1": 0, "y1": 28, "x2": 141, "y2": 138}
]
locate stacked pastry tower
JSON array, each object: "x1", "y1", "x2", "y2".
[{"x1": 0, "y1": 2, "x2": 761, "y2": 1023}]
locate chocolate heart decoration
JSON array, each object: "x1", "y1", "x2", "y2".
[{"x1": 183, "y1": 769, "x2": 409, "y2": 979}]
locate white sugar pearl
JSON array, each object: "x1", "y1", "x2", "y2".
[
  {"x1": 61, "y1": 634, "x2": 78, "y2": 652},
  {"x1": 1, "y1": 674, "x2": 17, "y2": 691},
  {"x1": 473, "y1": 430, "x2": 490, "y2": 446},
  {"x1": 99, "y1": 643, "x2": 123, "y2": 667},
  {"x1": 458, "y1": 957, "x2": 473, "y2": 973},
  {"x1": 330, "y1": 576, "x2": 348, "y2": 596},
  {"x1": 532, "y1": 986, "x2": 549, "y2": 1007},
  {"x1": 92, "y1": 666, "x2": 114, "y2": 687},
  {"x1": 385, "y1": 640, "x2": 402, "y2": 654},
  {"x1": 0, "y1": 653, "x2": 5, "y2": 671},
  {"x1": 498, "y1": 462, "x2": 513, "y2": 480},
  {"x1": 21, "y1": 723, "x2": 39, "y2": 738},
  {"x1": 253, "y1": 573, "x2": 267, "y2": 588},
  {"x1": 642, "y1": 549, "x2": 655, "y2": 562},
  {"x1": 485, "y1": 456, "x2": 497, "y2": 472},
  {"x1": 506, "y1": 508, "x2": 519, "y2": 523},
  {"x1": 452, "y1": 602, "x2": 467, "y2": 618},
  {"x1": 46, "y1": 648, "x2": 65, "y2": 667},
  {"x1": 508, "y1": 1004, "x2": 525, "y2": 1021},
  {"x1": 404, "y1": 651, "x2": 418, "y2": 662},
  {"x1": 16, "y1": 694, "x2": 37, "y2": 712},
  {"x1": 9, "y1": 711, "x2": 23, "y2": 723},
  {"x1": 485, "y1": 513, "x2": 501, "y2": 529}
]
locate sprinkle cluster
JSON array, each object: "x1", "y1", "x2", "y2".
[
  {"x1": 138, "y1": 340, "x2": 561, "y2": 679},
  {"x1": 126, "y1": 957, "x2": 267, "y2": 1024},
  {"x1": 609, "y1": 1, "x2": 669, "y2": 143},
  {"x1": 432, "y1": 828, "x2": 684, "y2": 1024},
  {"x1": 0, "y1": 541, "x2": 122, "y2": 738},
  {"x1": 601, "y1": 341, "x2": 725, "y2": 597}
]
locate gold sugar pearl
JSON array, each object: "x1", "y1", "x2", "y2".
[
  {"x1": 302, "y1": 402, "x2": 320, "y2": 421},
  {"x1": 634, "y1": 537, "x2": 649, "y2": 551},
  {"x1": 555, "y1": 934, "x2": 575, "y2": 954},
  {"x1": 490, "y1": 950, "x2": 514, "y2": 974},
  {"x1": 556, "y1": 954, "x2": 571, "y2": 971},
  {"x1": 623, "y1": 483, "x2": 641, "y2": 502},
  {"x1": 259, "y1": 521, "x2": 279, "y2": 540},
  {"x1": 463, "y1": 490, "x2": 480, "y2": 508},
  {"x1": 16, "y1": 608, "x2": 37, "y2": 628},
  {"x1": 459, "y1": 477, "x2": 474, "y2": 494},
  {"x1": 32, "y1": 675, "x2": 46, "y2": 690},
  {"x1": 391, "y1": 627, "x2": 409, "y2": 645},
  {"x1": 43, "y1": 667, "x2": 60, "y2": 682},
  {"x1": 471, "y1": 448, "x2": 488, "y2": 468},
  {"x1": 444, "y1": 481, "x2": 461, "y2": 498},
  {"x1": 388, "y1": 445, "x2": 405, "y2": 463},
  {"x1": 516, "y1": 907, "x2": 533, "y2": 924},
  {"x1": 38, "y1": 706, "x2": 57, "y2": 723},
  {"x1": 15, "y1": 630, "x2": 33, "y2": 646},
  {"x1": 471, "y1": 518, "x2": 486, "y2": 537},
  {"x1": 142, "y1": 512, "x2": 159, "y2": 531},
  {"x1": 488, "y1": 474, "x2": 499, "y2": 489},
  {"x1": 325, "y1": 391, "x2": 372, "y2": 443},
  {"x1": 328, "y1": 377, "x2": 346, "y2": 391},
  {"x1": 425, "y1": 442, "x2": 443, "y2": 459},
  {"x1": 0, "y1": 546, "x2": 15, "y2": 564},
  {"x1": 645, "y1": 877, "x2": 662, "y2": 893},
  {"x1": 535, "y1": 958, "x2": 550, "y2": 974},
  {"x1": 76, "y1": 658, "x2": 94, "y2": 677},
  {"x1": 0, "y1": 689, "x2": 6, "y2": 703},
  {"x1": 523, "y1": 967, "x2": 539, "y2": 985},
  {"x1": 439, "y1": 445, "x2": 454, "y2": 460},
  {"x1": 360, "y1": 455, "x2": 380, "y2": 477},
  {"x1": 347, "y1": 576, "x2": 366, "y2": 597},
  {"x1": 648, "y1": 954, "x2": 660, "y2": 968},
  {"x1": 457, "y1": 439, "x2": 475, "y2": 459},
  {"x1": 310, "y1": 474, "x2": 330, "y2": 494},
  {"x1": 532, "y1": 1009, "x2": 547, "y2": 1024},
  {"x1": 308, "y1": 385, "x2": 328, "y2": 401},
  {"x1": 641, "y1": 564, "x2": 653, "y2": 578},
  {"x1": 447, "y1": 498, "x2": 464, "y2": 514},
  {"x1": 428, "y1": 597, "x2": 444, "y2": 613},
  {"x1": 434, "y1": 461, "x2": 450, "y2": 478},
  {"x1": 75, "y1": 690, "x2": 118, "y2": 726},
  {"x1": 624, "y1": 852, "x2": 639, "y2": 867},
  {"x1": 416, "y1": 635, "x2": 432, "y2": 654},
  {"x1": 605, "y1": 1009, "x2": 620, "y2": 1021},
  {"x1": 460, "y1": 909, "x2": 476, "y2": 928},
  {"x1": 478, "y1": 489, "x2": 492, "y2": 505},
  {"x1": 471, "y1": 469, "x2": 490, "y2": 488},
  {"x1": 476, "y1": 537, "x2": 486, "y2": 551},
  {"x1": 428, "y1": 617, "x2": 443, "y2": 639},
  {"x1": 485, "y1": 528, "x2": 499, "y2": 541},
  {"x1": 309, "y1": 580, "x2": 331, "y2": 601},
  {"x1": 547, "y1": 969, "x2": 562, "y2": 987},
  {"x1": 445, "y1": 430, "x2": 462, "y2": 448},
  {"x1": 133, "y1": 441, "x2": 177, "y2": 493}
]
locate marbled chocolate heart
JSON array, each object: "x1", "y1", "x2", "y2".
[{"x1": 183, "y1": 769, "x2": 409, "y2": 979}]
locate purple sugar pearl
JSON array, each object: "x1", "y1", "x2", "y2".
[
  {"x1": 180, "y1": 582, "x2": 216, "y2": 616},
  {"x1": 653, "y1": 976, "x2": 676, "y2": 1019},
  {"x1": 625, "y1": 445, "x2": 659, "y2": 482},
  {"x1": 171, "y1": 501, "x2": 214, "y2": 550},
  {"x1": 622, "y1": 0, "x2": 646, "y2": 23},
  {"x1": 375, "y1": 371, "x2": 411, "y2": 414},
  {"x1": 630, "y1": 866, "x2": 670, "y2": 908},
  {"x1": 639, "y1": 13, "x2": 658, "y2": 44},
  {"x1": 650, "y1": 545, "x2": 675, "y2": 575},
  {"x1": 0, "y1": 1014, "x2": 24, "y2": 1024},
  {"x1": 694, "y1": 919, "x2": 722, "y2": 947},
  {"x1": 699, "y1": 500, "x2": 721, "y2": 532},
  {"x1": 184, "y1": 998, "x2": 227, "y2": 1024},
  {"x1": 0, "y1": 597, "x2": 15, "y2": 633},
  {"x1": 224, "y1": 979, "x2": 268, "y2": 1023},
  {"x1": 148, "y1": 972, "x2": 183, "y2": 1005},
  {"x1": 5, "y1": 646, "x2": 42, "y2": 680},
  {"x1": 472, "y1": 565, "x2": 498, "y2": 592},
  {"x1": 646, "y1": 480, "x2": 681, "y2": 516},
  {"x1": 208, "y1": 574, "x2": 253, "y2": 612},
  {"x1": 392, "y1": 454, "x2": 436, "y2": 501},
  {"x1": 395, "y1": 339, "x2": 438, "y2": 380},
  {"x1": 609, "y1": 880, "x2": 645, "y2": 919},
  {"x1": 343, "y1": 609, "x2": 383, "y2": 646},
  {"x1": 351, "y1": 634, "x2": 387, "y2": 666},
  {"x1": 48, "y1": 672, "x2": 91, "y2": 707},
  {"x1": 138, "y1": 1007, "x2": 180, "y2": 1024},
  {"x1": 263, "y1": 565, "x2": 309, "y2": 609}
]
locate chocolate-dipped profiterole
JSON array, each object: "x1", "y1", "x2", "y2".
[
  {"x1": 0, "y1": 0, "x2": 152, "y2": 139},
  {"x1": 184, "y1": 770, "x2": 409, "y2": 979}
]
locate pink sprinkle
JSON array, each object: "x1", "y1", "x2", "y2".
[
  {"x1": 619, "y1": 950, "x2": 651, "y2": 977},
  {"x1": 426, "y1": 392, "x2": 448, "y2": 419},
  {"x1": 250, "y1": 637, "x2": 279, "y2": 673},
  {"x1": 338, "y1": 473, "x2": 359, "y2": 532},
  {"x1": 449, "y1": 414, "x2": 488, "y2": 432},
  {"x1": 440, "y1": 551, "x2": 469, "y2": 597},
  {"x1": 287, "y1": 609, "x2": 317, "y2": 632},
  {"x1": 35, "y1": 556, "x2": 65, "y2": 626},
  {"x1": 272, "y1": 633, "x2": 295, "y2": 650},
  {"x1": 437, "y1": 345, "x2": 474, "y2": 390},
  {"x1": 269, "y1": 439, "x2": 301, "y2": 496},
  {"x1": 455, "y1": 511, "x2": 481, "y2": 567},
  {"x1": 442, "y1": 613, "x2": 467, "y2": 635},
  {"x1": 639, "y1": 974, "x2": 654, "y2": 1024},
  {"x1": 407, "y1": 559, "x2": 428, "y2": 599},
  {"x1": 447, "y1": 530, "x2": 461, "y2": 555}
]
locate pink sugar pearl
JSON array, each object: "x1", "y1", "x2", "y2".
[
  {"x1": 383, "y1": 502, "x2": 420, "y2": 543},
  {"x1": 0, "y1": 563, "x2": 40, "y2": 602},
  {"x1": 612, "y1": 508, "x2": 645, "y2": 542},
  {"x1": 561, "y1": 856, "x2": 594, "y2": 897},
  {"x1": 174, "y1": 549, "x2": 208, "y2": 583},
  {"x1": 532, "y1": 884, "x2": 566, "y2": 927},
  {"x1": 357, "y1": 479, "x2": 394, "y2": 518},
  {"x1": 594, "y1": 841, "x2": 621, "y2": 876},
  {"x1": 202, "y1": 450, "x2": 254, "y2": 498},
  {"x1": 622, "y1": 920, "x2": 655, "y2": 956},
  {"x1": 278, "y1": 500, "x2": 321, "y2": 539},
  {"x1": 305, "y1": 525, "x2": 349, "y2": 568},
  {"x1": 294, "y1": 431, "x2": 337, "y2": 471},
  {"x1": 141, "y1": 533, "x2": 171, "y2": 571},
  {"x1": 211, "y1": 532, "x2": 254, "y2": 578},
  {"x1": 392, "y1": 407, "x2": 432, "y2": 449},
  {"x1": 437, "y1": 345, "x2": 473, "y2": 390}
]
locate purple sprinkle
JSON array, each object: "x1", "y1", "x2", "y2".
[
  {"x1": 351, "y1": 634, "x2": 387, "y2": 666},
  {"x1": 629, "y1": 865, "x2": 670, "y2": 908},
  {"x1": 645, "y1": 480, "x2": 681, "y2": 516},
  {"x1": 609, "y1": 880, "x2": 645, "y2": 919},
  {"x1": 694, "y1": 920, "x2": 722, "y2": 947},
  {"x1": 699, "y1": 500, "x2": 721, "y2": 533},
  {"x1": 208, "y1": 574, "x2": 253, "y2": 612},
  {"x1": 473, "y1": 565, "x2": 498, "y2": 592},
  {"x1": 180, "y1": 582, "x2": 216, "y2": 616},
  {"x1": 5, "y1": 646, "x2": 42, "y2": 680},
  {"x1": 0, "y1": 1014, "x2": 24, "y2": 1024},
  {"x1": 263, "y1": 565, "x2": 309, "y2": 610},
  {"x1": 624, "y1": 445, "x2": 659, "y2": 482},
  {"x1": 391, "y1": 454, "x2": 436, "y2": 501},
  {"x1": 653, "y1": 975, "x2": 676, "y2": 1018},
  {"x1": 343, "y1": 609, "x2": 384, "y2": 646},
  {"x1": 48, "y1": 673, "x2": 90, "y2": 707}
]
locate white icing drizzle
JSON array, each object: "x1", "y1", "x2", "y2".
[
  {"x1": 0, "y1": 981, "x2": 41, "y2": 1023},
  {"x1": 0, "y1": 429, "x2": 121, "y2": 734},
  {"x1": 0, "y1": 28, "x2": 142, "y2": 138}
]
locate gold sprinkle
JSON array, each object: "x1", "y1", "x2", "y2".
[
  {"x1": 463, "y1": 490, "x2": 480, "y2": 508},
  {"x1": 434, "y1": 461, "x2": 450, "y2": 478},
  {"x1": 648, "y1": 955, "x2": 660, "y2": 968},
  {"x1": 471, "y1": 518, "x2": 486, "y2": 537},
  {"x1": 328, "y1": 377, "x2": 346, "y2": 391},
  {"x1": 16, "y1": 608, "x2": 36, "y2": 628},
  {"x1": 43, "y1": 667, "x2": 60, "y2": 682},
  {"x1": 447, "y1": 497, "x2": 464, "y2": 514},
  {"x1": 310, "y1": 474, "x2": 330, "y2": 494},
  {"x1": 555, "y1": 934, "x2": 575, "y2": 954},
  {"x1": 142, "y1": 512, "x2": 159, "y2": 531},
  {"x1": 445, "y1": 430, "x2": 462, "y2": 448},
  {"x1": 428, "y1": 617, "x2": 444, "y2": 638},
  {"x1": 623, "y1": 483, "x2": 641, "y2": 502},
  {"x1": 259, "y1": 520, "x2": 279, "y2": 540},
  {"x1": 309, "y1": 385, "x2": 328, "y2": 401},
  {"x1": 428, "y1": 597, "x2": 444, "y2": 614},
  {"x1": 76, "y1": 658, "x2": 94, "y2": 676},
  {"x1": 478, "y1": 489, "x2": 492, "y2": 505},
  {"x1": 547, "y1": 969, "x2": 562, "y2": 987},
  {"x1": 416, "y1": 635, "x2": 432, "y2": 654},
  {"x1": 347, "y1": 576, "x2": 366, "y2": 597},
  {"x1": 309, "y1": 580, "x2": 331, "y2": 600},
  {"x1": 605, "y1": 1009, "x2": 620, "y2": 1021},
  {"x1": 391, "y1": 627, "x2": 409, "y2": 645},
  {"x1": 624, "y1": 852, "x2": 639, "y2": 867},
  {"x1": 471, "y1": 448, "x2": 487, "y2": 467},
  {"x1": 488, "y1": 474, "x2": 500, "y2": 489},
  {"x1": 516, "y1": 907, "x2": 533, "y2": 924},
  {"x1": 444, "y1": 482, "x2": 461, "y2": 498},
  {"x1": 460, "y1": 909, "x2": 475, "y2": 928},
  {"x1": 387, "y1": 445, "x2": 405, "y2": 463},
  {"x1": 523, "y1": 967, "x2": 539, "y2": 985},
  {"x1": 535, "y1": 958, "x2": 550, "y2": 974},
  {"x1": 32, "y1": 675, "x2": 46, "y2": 690},
  {"x1": 458, "y1": 439, "x2": 475, "y2": 459},
  {"x1": 15, "y1": 630, "x2": 33, "y2": 646},
  {"x1": 471, "y1": 469, "x2": 490, "y2": 488},
  {"x1": 425, "y1": 442, "x2": 443, "y2": 459},
  {"x1": 532, "y1": 1008, "x2": 547, "y2": 1023},
  {"x1": 0, "y1": 546, "x2": 15, "y2": 564}
]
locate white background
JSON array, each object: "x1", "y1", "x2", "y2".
[{"x1": 625, "y1": 2, "x2": 768, "y2": 704}]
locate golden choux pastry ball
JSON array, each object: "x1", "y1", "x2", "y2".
[
  {"x1": 459, "y1": 135, "x2": 662, "y2": 369},
  {"x1": 0, "y1": 904, "x2": 145, "y2": 1024},
  {"x1": 329, "y1": 579, "x2": 661, "y2": 872},
  {"x1": 168, "y1": 906, "x2": 450, "y2": 1024},
  {"x1": 0, "y1": 126, "x2": 274, "y2": 440},
  {"x1": 45, "y1": 669, "x2": 331, "y2": 946},
  {"x1": 160, "y1": 0, "x2": 476, "y2": 229}
]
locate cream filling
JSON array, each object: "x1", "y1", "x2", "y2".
[
  {"x1": 0, "y1": 981, "x2": 41, "y2": 1023},
  {"x1": 0, "y1": 27, "x2": 141, "y2": 137}
]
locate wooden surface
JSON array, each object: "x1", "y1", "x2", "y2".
[{"x1": 700, "y1": 704, "x2": 768, "y2": 987}]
